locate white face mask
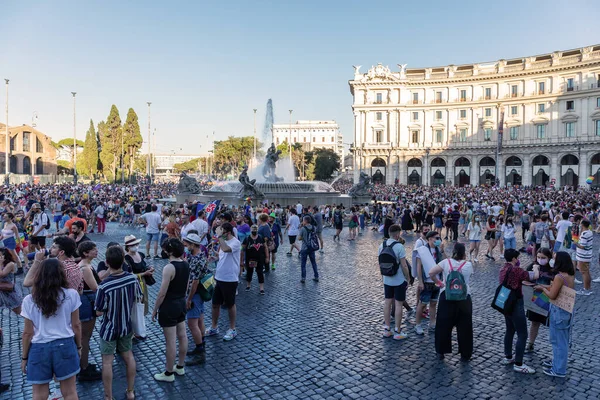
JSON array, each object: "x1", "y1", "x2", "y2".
[
  {"x1": 549, "y1": 259, "x2": 555, "y2": 268},
  {"x1": 129, "y1": 245, "x2": 138, "y2": 253},
  {"x1": 536, "y1": 258, "x2": 548, "y2": 266}
]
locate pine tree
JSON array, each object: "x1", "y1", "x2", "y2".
[
  {"x1": 122, "y1": 108, "x2": 143, "y2": 182},
  {"x1": 96, "y1": 121, "x2": 106, "y2": 177},
  {"x1": 78, "y1": 119, "x2": 99, "y2": 178},
  {"x1": 99, "y1": 105, "x2": 122, "y2": 181}
]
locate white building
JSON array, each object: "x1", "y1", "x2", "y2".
[
  {"x1": 349, "y1": 44, "x2": 600, "y2": 188},
  {"x1": 153, "y1": 153, "x2": 210, "y2": 177},
  {"x1": 272, "y1": 120, "x2": 344, "y2": 160}
]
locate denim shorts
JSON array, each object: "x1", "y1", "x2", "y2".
[
  {"x1": 186, "y1": 293, "x2": 204, "y2": 319},
  {"x1": 2, "y1": 236, "x2": 16, "y2": 250},
  {"x1": 27, "y1": 337, "x2": 80, "y2": 384},
  {"x1": 80, "y1": 292, "x2": 96, "y2": 322},
  {"x1": 147, "y1": 232, "x2": 160, "y2": 242},
  {"x1": 419, "y1": 283, "x2": 440, "y2": 303}
]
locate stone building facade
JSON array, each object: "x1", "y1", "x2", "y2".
[
  {"x1": 349, "y1": 45, "x2": 600, "y2": 188},
  {"x1": 0, "y1": 123, "x2": 57, "y2": 178},
  {"x1": 272, "y1": 120, "x2": 344, "y2": 160}
]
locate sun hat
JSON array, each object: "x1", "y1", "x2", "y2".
[
  {"x1": 124, "y1": 235, "x2": 142, "y2": 247},
  {"x1": 183, "y1": 233, "x2": 202, "y2": 245}
]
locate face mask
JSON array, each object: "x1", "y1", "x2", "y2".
[
  {"x1": 537, "y1": 258, "x2": 548, "y2": 266},
  {"x1": 491, "y1": 219, "x2": 495, "y2": 223},
  {"x1": 130, "y1": 245, "x2": 138, "y2": 253},
  {"x1": 549, "y1": 259, "x2": 555, "y2": 268},
  {"x1": 434, "y1": 239, "x2": 442, "y2": 247},
  {"x1": 475, "y1": 218, "x2": 480, "y2": 222}
]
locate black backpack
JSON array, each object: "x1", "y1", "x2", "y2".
[
  {"x1": 379, "y1": 240, "x2": 400, "y2": 276},
  {"x1": 334, "y1": 211, "x2": 342, "y2": 225}
]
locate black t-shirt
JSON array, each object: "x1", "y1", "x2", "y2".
[
  {"x1": 243, "y1": 235, "x2": 266, "y2": 263},
  {"x1": 133, "y1": 204, "x2": 141, "y2": 214}
]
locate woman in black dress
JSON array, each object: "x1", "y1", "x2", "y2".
[{"x1": 401, "y1": 206, "x2": 414, "y2": 233}]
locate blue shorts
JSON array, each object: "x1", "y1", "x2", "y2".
[
  {"x1": 420, "y1": 283, "x2": 440, "y2": 303},
  {"x1": 470, "y1": 239, "x2": 480, "y2": 243},
  {"x1": 80, "y1": 292, "x2": 96, "y2": 322},
  {"x1": 27, "y1": 337, "x2": 80, "y2": 384},
  {"x1": 53, "y1": 215, "x2": 62, "y2": 223},
  {"x1": 553, "y1": 241, "x2": 563, "y2": 253},
  {"x1": 186, "y1": 293, "x2": 204, "y2": 319},
  {"x1": 147, "y1": 232, "x2": 160, "y2": 243},
  {"x1": 2, "y1": 236, "x2": 16, "y2": 250}
]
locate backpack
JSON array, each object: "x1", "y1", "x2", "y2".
[
  {"x1": 334, "y1": 211, "x2": 342, "y2": 225},
  {"x1": 378, "y1": 240, "x2": 400, "y2": 276},
  {"x1": 305, "y1": 226, "x2": 320, "y2": 251},
  {"x1": 445, "y1": 260, "x2": 468, "y2": 301},
  {"x1": 42, "y1": 213, "x2": 51, "y2": 230}
]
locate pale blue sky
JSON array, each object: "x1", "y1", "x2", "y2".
[{"x1": 2, "y1": 0, "x2": 599, "y2": 154}]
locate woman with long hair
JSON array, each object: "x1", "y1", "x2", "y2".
[
  {"x1": 535, "y1": 251, "x2": 575, "y2": 378},
  {"x1": 525, "y1": 248, "x2": 555, "y2": 354},
  {"x1": 466, "y1": 214, "x2": 483, "y2": 263},
  {"x1": 20, "y1": 258, "x2": 82, "y2": 400},
  {"x1": 485, "y1": 215, "x2": 499, "y2": 260},
  {"x1": 1, "y1": 212, "x2": 23, "y2": 272},
  {"x1": 0, "y1": 248, "x2": 22, "y2": 315}
]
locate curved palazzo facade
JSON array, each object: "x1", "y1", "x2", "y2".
[{"x1": 349, "y1": 45, "x2": 600, "y2": 188}]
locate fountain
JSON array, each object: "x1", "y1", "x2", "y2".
[{"x1": 176, "y1": 100, "x2": 371, "y2": 207}]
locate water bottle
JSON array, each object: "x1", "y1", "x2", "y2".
[{"x1": 27, "y1": 249, "x2": 49, "y2": 261}]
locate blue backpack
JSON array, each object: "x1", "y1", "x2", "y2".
[{"x1": 445, "y1": 260, "x2": 468, "y2": 301}]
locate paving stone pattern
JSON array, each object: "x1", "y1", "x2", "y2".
[{"x1": 1, "y1": 223, "x2": 600, "y2": 399}]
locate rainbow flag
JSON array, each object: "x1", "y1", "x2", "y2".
[{"x1": 532, "y1": 290, "x2": 550, "y2": 312}]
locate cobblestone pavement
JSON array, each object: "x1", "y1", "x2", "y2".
[{"x1": 1, "y1": 223, "x2": 600, "y2": 399}]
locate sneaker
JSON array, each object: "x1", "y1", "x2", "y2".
[
  {"x1": 205, "y1": 327, "x2": 219, "y2": 337},
  {"x1": 513, "y1": 364, "x2": 536, "y2": 374},
  {"x1": 286, "y1": 252, "x2": 292, "y2": 257},
  {"x1": 382, "y1": 326, "x2": 392, "y2": 338},
  {"x1": 260, "y1": 290, "x2": 265, "y2": 295},
  {"x1": 543, "y1": 368, "x2": 566, "y2": 378},
  {"x1": 574, "y1": 278, "x2": 583, "y2": 284},
  {"x1": 154, "y1": 255, "x2": 161, "y2": 260},
  {"x1": 185, "y1": 349, "x2": 206, "y2": 366},
  {"x1": 415, "y1": 324, "x2": 424, "y2": 335},
  {"x1": 501, "y1": 357, "x2": 515, "y2": 365},
  {"x1": 78, "y1": 364, "x2": 102, "y2": 381},
  {"x1": 313, "y1": 278, "x2": 319, "y2": 282},
  {"x1": 524, "y1": 343, "x2": 535, "y2": 354},
  {"x1": 223, "y1": 329, "x2": 237, "y2": 341},
  {"x1": 173, "y1": 366, "x2": 185, "y2": 376},
  {"x1": 593, "y1": 277, "x2": 600, "y2": 283},
  {"x1": 245, "y1": 286, "x2": 251, "y2": 291},
  {"x1": 393, "y1": 329, "x2": 408, "y2": 340},
  {"x1": 541, "y1": 359, "x2": 553, "y2": 368},
  {"x1": 154, "y1": 372, "x2": 175, "y2": 382},
  {"x1": 319, "y1": 249, "x2": 324, "y2": 253},
  {"x1": 576, "y1": 289, "x2": 593, "y2": 296},
  {"x1": 186, "y1": 345, "x2": 205, "y2": 356},
  {"x1": 271, "y1": 264, "x2": 276, "y2": 271},
  {"x1": 300, "y1": 279, "x2": 306, "y2": 284},
  {"x1": 48, "y1": 389, "x2": 63, "y2": 400}
]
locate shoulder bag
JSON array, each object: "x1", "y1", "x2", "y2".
[{"x1": 491, "y1": 266, "x2": 519, "y2": 315}]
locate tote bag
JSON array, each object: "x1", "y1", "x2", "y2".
[
  {"x1": 131, "y1": 302, "x2": 147, "y2": 338},
  {"x1": 491, "y1": 266, "x2": 519, "y2": 315}
]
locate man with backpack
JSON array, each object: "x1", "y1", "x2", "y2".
[
  {"x1": 297, "y1": 216, "x2": 319, "y2": 283},
  {"x1": 333, "y1": 205, "x2": 344, "y2": 241},
  {"x1": 379, "y1": 224, "x2": 410, "y2": 340}
]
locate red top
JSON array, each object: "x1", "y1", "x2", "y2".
[{"x1": 499, "y1": 263, "x2": 530, "y2": 297}]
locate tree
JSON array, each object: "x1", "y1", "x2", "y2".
[
  {"x1": 99, "y1": 105, "x2": 122, "y2": 181},
  {"x1": 313, "y1": 148, "x2": 341, "y2": 180},
  {"x1": 173, "y1": 157, "x2": 208, "y2": 173},
  {"x1": 78, "y1": 119, "x2": 99, "y2": 178},
  {"x1": 96, "y1": 121, "x2": 106, "y2": 177},
  {"x1": 57, "y1": 138, "x2": 85, "y2": 148},
  {"x1": 122, "y1": 108, "x2": 143, "y2": 182},
  {"x1": 213, "y1": 136, "x2": 263, "y2": 177}
]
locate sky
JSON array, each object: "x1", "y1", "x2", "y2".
[{"x1": 2, "y1": 0, "x2": 600, "y2": 155}]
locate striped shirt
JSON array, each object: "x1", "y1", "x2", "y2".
[
  {"x1": 576, "y1": 229, "x2": 593, "y2": 262},
  {"x1": 94, "y1": 272, "x2": 142, "y2": 341}
]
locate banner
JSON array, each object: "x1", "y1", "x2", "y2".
[
  {"x1": 195, "y1": 203, "x2": 206, "y2": 218},
  {"x1": 551, "y1": 285, "x2": 576, "y2": 314},
  {"x1": 205, "y1": 200, "x2": 221, "y2": 226},
  {"x1": 522, "y1": 285, "x2": 549, "y2": 317}
]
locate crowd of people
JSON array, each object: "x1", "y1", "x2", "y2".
[{"x1": 0, "y1": 181, "x2": 599, "y2": 398}]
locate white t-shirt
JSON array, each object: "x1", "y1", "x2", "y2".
[
  {"x1": 32, "y1": 212, "x2": 48, "y2": 237},
  {"x1": 142, "y1": 211, "x2": 162, "y2": 234},
  {"x1": 491, "y1": 205, "x2": 502, "y2": 216},
  {"x1": 296, "y1": 204, "x2": 303, "y2": 215},
  {"x1": 467, "y1": 222, "x2": 482, "y2": 241},
  {"x1": 288, "y1": 215, "x2": 300, "y2": 236},
  {"x1": 555, "y1": 220, "x2": 572, "y2": 243},
  {"x1": 501, "y1": 224, "x2": 515, "y2": 239},
  {"x1": 192, "y1": 218, "x2": 209, "y2": 244},
  {"x1": 215, "y1": 237, "x2": 241, "y2": 282},
  {"x1": 94, "y1": 205, "x2": 105, "y2": 218},
  {"x1": 437, "y1": 258, "x2": 474, "y2": 295},
  {"x1": 20, "y1": 288, "x2": 81, "y2": 343}
]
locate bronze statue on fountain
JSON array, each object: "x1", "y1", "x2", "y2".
[
  {"x1": 177, "y1": 172, "x2": 202, "y2": 194},
  {"x1": 348, "y1": 172, "x2": 373, "y2": 198},
  {"x1": 238, "y1": 166, "x2": 264, "y2": 199},
  {"x1": 262, "y1": 143, "x2": 284, "y2": 183}
]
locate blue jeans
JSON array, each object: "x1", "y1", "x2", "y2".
[
  {"x1": 553, "y1": 241, "x2": 563, "y2": 253},
  {"x1": 359, "y1": 215, "x2": 365, "y2": 230},
  {"x1": 549, "y1": 303, "x2": 571, "y2": 375},
  {"x1": 300, "y1": 249, "x2": 318, "y2": 280},
  {"x1": 504, "y1": 237, "x2": 516, "y2": 250},
  {"x1": 504, "y1": 298, "x2": 527, "y2": 363}
]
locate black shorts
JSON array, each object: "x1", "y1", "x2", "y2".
[
  {"x1": 212, "y1": 280, "x2": 237, "y2": 308},
  {"x1": 30, "y1": 236, "x2": 46, "y2": 247},
  {"x1": 526, "y1": 310, "x2": 548, "y2": 325},
  {"x1": 158, "y1": 298, "x2": 186, "y2": 328},
  {"x1": 335, "y1": 224, "x2": 343, "y2": 230},
  {"x1": 288, "y1": 235, "x2": 297, "y2": 245},
  {"x1": 384, "y1": 282, "x2": 408, "y2": 301}
]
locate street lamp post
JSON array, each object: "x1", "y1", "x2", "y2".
[
  {"x1": 147, "y1": 102, "x2": 152, "y2": 184},
  {"x1": 425, "y1": 148, "x2": 431, "y2": 186},
  {"x1": 288, "y1": 110, "x2": 293, "y2": 173},
  {"x1": 71, "y1": 92, "x2": 77, "y2": 184},
  {"x1": 4, "y1": 79, "x2": 9, "y2": 185},
  {"x1": 253, "y1": 109, "x2": 257, "y2": 166}
]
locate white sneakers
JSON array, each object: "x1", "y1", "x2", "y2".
[{"x1": 513, "y1": 364, "x2": 536, "y2": 374}]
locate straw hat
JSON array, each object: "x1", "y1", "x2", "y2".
[{"x1": 124, "y1": 235, "x2": 142, "y2": 247}]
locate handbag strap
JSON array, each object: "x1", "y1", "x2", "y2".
[{"x1": 502, "y1": 265, "x2": 512, "y2": 286}]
